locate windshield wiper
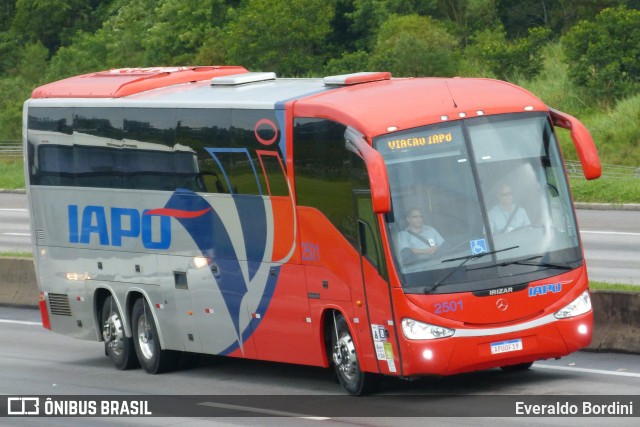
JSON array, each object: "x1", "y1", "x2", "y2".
[
  {"x1": 465, "y1": 255, "x2": 574, "y2": 272},
  {"x1": 423, "y1": 246, "x2": 519, "y2": 294},
  {"x1": 497, "y1": 255, "x2": 573, "y2": 270}
]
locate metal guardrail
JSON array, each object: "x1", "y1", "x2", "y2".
[
  {"x1": 0, "y1": 141, "x2": 21, "y2": 157},
  {"x1": 566, "y1": 160, "x2": 640, "y2": 179}
]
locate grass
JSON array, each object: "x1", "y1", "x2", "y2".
[
  {"x1": 570, "y1": 177, "x2": 640, "y2": 204},
  {"x1": 589, "y1": 281, "x2": 640, "y2": 293},
  {"x1": 0, "y1": 252, "x2": 32, "y2": 258},
  {"x1": 0, "y1": 158, "x2": 24, "y2": 189}
]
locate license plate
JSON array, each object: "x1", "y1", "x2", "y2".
[{"x1": 490, "y1": 338, "x2": 523, "y2": 354}]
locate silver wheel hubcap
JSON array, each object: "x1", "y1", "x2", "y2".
[
  {"x1": 137, "y1": 314, "x2": 154, "y2": 360},
  {"x1": 103, "y1": 313, "x2": 125, "y2": 355},
  {"x1": 333, "y1": 333, "x2": 358, "y2": 381}
]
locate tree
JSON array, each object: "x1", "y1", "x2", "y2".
[
  {"x1": 369, "y1": 14, "x2": 459, "y2": 77},
  {"x1": 342, "y1": 0, "x2": 438, "y2": 51},
  {"x1": 464, "y1": 25, "x2": 550, "y2": 80},
  {"x1": 563, "y1": 6, "x2": 640, "y2": 99},
  {"x1": 143, "y1": 0, "x2": 230, "y2": 65},
  {"x1": 224, "y1": 0, "x2": 336, "y2": 76},
  {"x1": 496, "y1": 0, "x2": 627, "y2": 39}
]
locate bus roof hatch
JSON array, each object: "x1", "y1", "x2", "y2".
[
  {"x1": 210, "y1": 72, "x2": 277, "y2": 86},
  {"x1": 323, "y1": 72, "x2": 392, "y2": 86}
]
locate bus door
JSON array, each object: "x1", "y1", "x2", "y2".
[{"x1": 353, "y1": 190, "x2": 402, "y2": 376}]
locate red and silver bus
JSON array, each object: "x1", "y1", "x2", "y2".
[{"x1": 24, "y1": 66, "x2": 601, "y2": 394}]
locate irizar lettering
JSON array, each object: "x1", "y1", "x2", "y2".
[
  {"x1": 489, "y1": 287, "x2": 513, "y2": 296},
  {"x1": 68, "y1": 205, "x2": 171, "y2": 249}
]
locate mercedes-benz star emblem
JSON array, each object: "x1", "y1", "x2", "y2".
[{"x1": 496, "y1": 298, "x2": 509, "y2": 311}]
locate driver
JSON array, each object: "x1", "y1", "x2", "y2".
[
  {"x1": 488, "y1": 184, "x2": 530, "y2": 233},
  {"x1": 397, "y1": 208, "x2": 444, "y2": 264}
]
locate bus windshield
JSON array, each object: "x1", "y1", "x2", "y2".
[{"x1": 375, "y1": 113, "x2": 582, "y2": 294}]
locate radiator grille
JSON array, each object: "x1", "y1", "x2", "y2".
[{"x1": 48, "y1": 293, "x2": 72, "y2": 316}]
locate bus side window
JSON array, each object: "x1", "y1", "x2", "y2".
[
  {"x1": 257, "y1": 151, "x2": 289, "y2": 196},
  {"x1": 206, "y1": 149, "x2": 262, "y2": 195}
]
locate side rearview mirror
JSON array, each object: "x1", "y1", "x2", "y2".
[
  {"x1": 345, "y1": 127, "x2": 391, "y2": 213},
  {"x1": 549, "y1": 108, "x2": 601, "y2": 180}
]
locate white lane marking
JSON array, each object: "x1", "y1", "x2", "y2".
[
  {"x1": 534, "y1": 363, "x2": 640, "y2": 378},
  {"x1": 198, "y1": 401, "x2": 330, "y2": 420},
  {"x1": 0, "y1": 208, "x2": 28, "y2": 212},
  {"x1": 0, "y1": 319, "x2": 41, "y2": 326},
  {"x1": 2, "y1": 232, "x2": 30, "y2": 237},
  {"x1": 581, "y1": 230, "x2": 640, "y2": 237}
]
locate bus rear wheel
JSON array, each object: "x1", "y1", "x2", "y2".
[
  {"x1": 331, "y1": 314, "x2": 380, "y2": 395},
  {"x1": 101, "y1": 295, "x2": 138, "y2": 370},
  {"x1": 131, "y1": 298, "x2": 178, "y2": 374}
]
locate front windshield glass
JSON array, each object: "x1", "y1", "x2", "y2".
[{"x1": 375, "y1": 113, "x2": 582, "y2": 294}]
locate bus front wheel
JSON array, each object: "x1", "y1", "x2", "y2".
[
  {"x1": 101, "y1": 295, "x2": 138, "y2": 370},
  {"x1": 331, "y1": 314, "x2": 380, "y2": 395},
  {"x1": 131, "y1": 298, "x2": 177, "y2": 374}
]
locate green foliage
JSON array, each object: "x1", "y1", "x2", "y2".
[
  {"x1": 563, "y1": 6, "x2": 640, "y2": 100},
  {"x1": 463, "y1": 25, "x2": 551, "y2": 80},
  {"x1": 0, "y1": 77, "x2": 31, "y2": 139},
  {"x1": 0, "y1": 158, "x2": 24, "y2": 189},
  {"x1": 496, "y1": 0, "x2": 626, "y2": 38},
  {"x1": 587, "y1": 94, "x2": 640, "y2": 166},
  {"x1": 513, "y1": 43, "x2": 591, "y2": 115},
  {"x1": 369, "y1": 14, "x2": 459, "y2": 77},
  {"x1": 590, "y1": 281, "x2": 640, "y2": 292},
  {"x1": 569, "y1": 177, "x2": 640, "y2": 204},
  {"x1": 0, "y1": 252, "x2": 33, "y2": 258},
  {"x1": 323, "y1": 50, "x2": 370, "y2": 75},
  {"x1": 1, "y1": 0, "x2": 640, "y2": 171},
  {"x1": 224, "y1": 0, "x2": 336, "y2": 76},
  {"x1": 143, "y1": 0, "x2": 230, "y2": 65}
]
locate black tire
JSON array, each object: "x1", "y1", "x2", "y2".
[
  {"x1": 101, "y1": 295, "x2": 138, "y2": 370},
  {"x1": 131, "y1": 298, "x2": 178, "y2": 374},
  {"x1": 500, "y1": 361, "x2": 534, "y2": 372},
  {"x1": 331, "y1": 314, "x2": 380, "y2": 395}
]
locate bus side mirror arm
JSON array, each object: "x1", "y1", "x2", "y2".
[
  {"x1": 549, "y1": 108, "x2": 601, "y2": 180},
  {"x1": 345, "y1": 127, "x2": 392, "y2": 214}
]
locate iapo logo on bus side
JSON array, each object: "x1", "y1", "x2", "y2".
[{"x1": 67, "y1": 205, "x2": 211, "y2": 250}]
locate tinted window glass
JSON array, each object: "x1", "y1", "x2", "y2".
[{"x1": 294, "y1": 118, "x2": 369, "y2": 245}]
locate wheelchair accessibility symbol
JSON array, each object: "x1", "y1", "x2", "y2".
[{"x1": 470, "y1": 239, "x2": 487, "y2": 255}]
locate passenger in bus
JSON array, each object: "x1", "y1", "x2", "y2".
[
  {"x1": 488, "y1": 184, "x2": 530, "y2": 233},
  {"x1": 397, "y1": 208, "x2": 445, "y2": 265}
]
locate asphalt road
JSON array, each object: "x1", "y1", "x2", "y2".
[
  {"x1": 1, "y1": 192, "x2": 638, "y2": 285},
  {"x1": 0, "y1": 305, "x2": 639, "y2": 426}
]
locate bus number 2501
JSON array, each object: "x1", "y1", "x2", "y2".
[
  {"x1": 301, "y1": 242, "x2": 320, "y2": 262},
  {"x1": 434, "y1": 300, "x2": 464, "y2": 314}
]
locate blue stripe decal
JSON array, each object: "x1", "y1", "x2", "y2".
[
  {"x1": 234, "y1": 195, "x2": 267, "y2": 279},
  {"x1": 163, "y1": 189, "x2": 247, "y2": 341}
]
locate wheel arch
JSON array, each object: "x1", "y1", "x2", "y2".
[
  {"x1": 321, "y1": 307, "x2": 363, "y2": 368},
  {"x1": 126, "y1": 289, "x2": 166, "y2": 350},
  {"x1": 93, "y1": 286, "x2": 123, "y2": 341}
]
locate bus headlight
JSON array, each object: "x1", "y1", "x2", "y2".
[
  {"x1": 554, "y1": 290, "x2": 592, "y2": 319},
  {"x1": 401, "y1": 318, "x2": 455, "y2": 340}
]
